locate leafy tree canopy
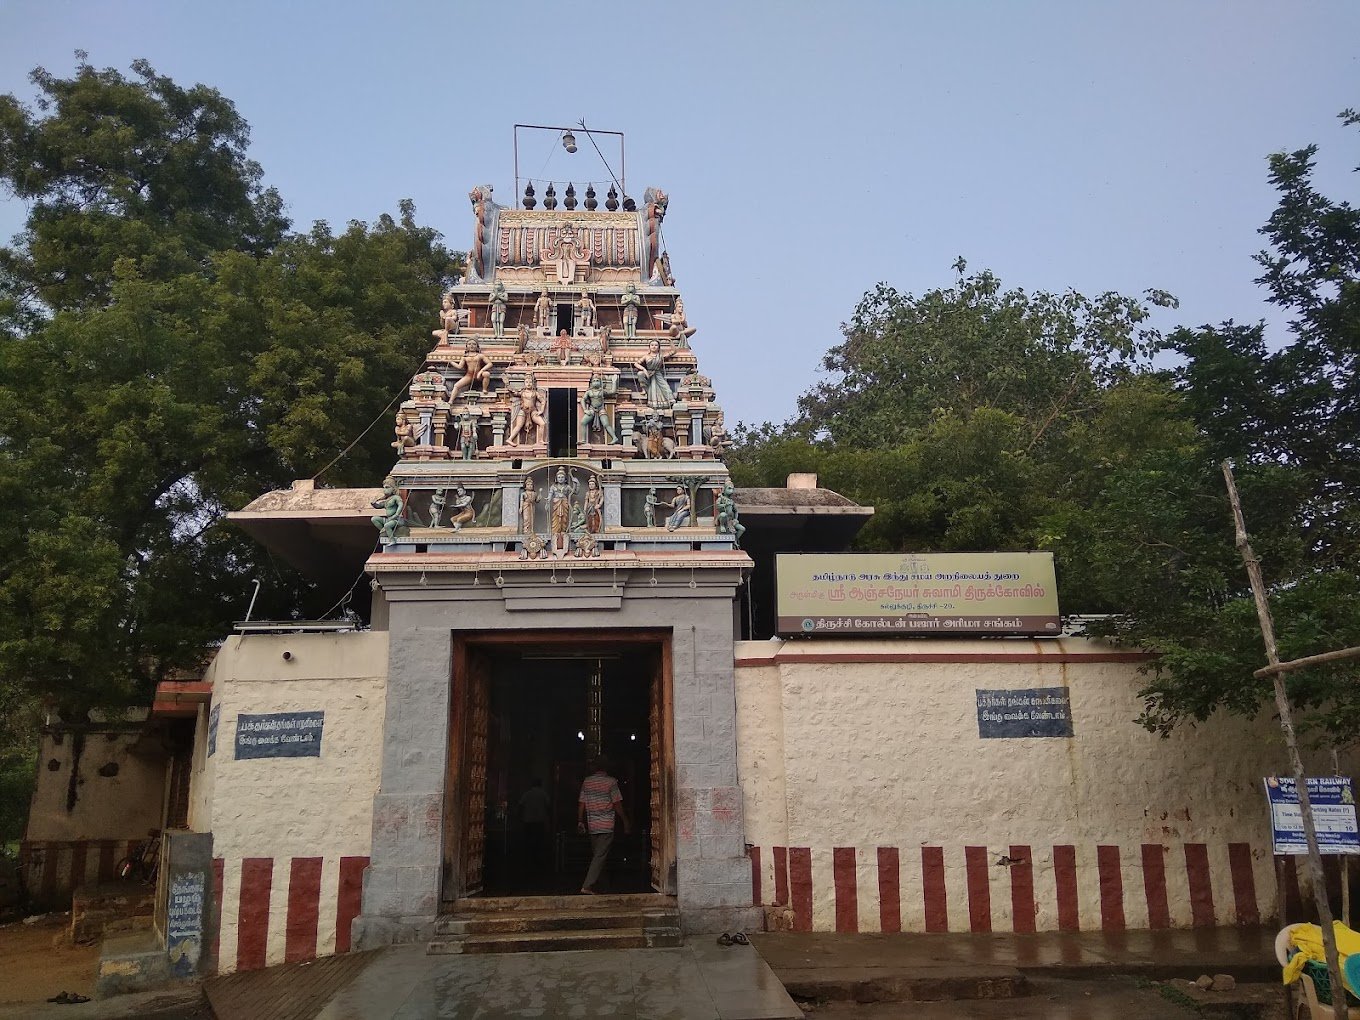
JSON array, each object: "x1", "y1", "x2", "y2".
[
  {"x1": 0, "y1": 58, "x2": 460, "y2": 717},
  {"x1": 732, "y1": 111, "x2": 1360, "y2": 745}
]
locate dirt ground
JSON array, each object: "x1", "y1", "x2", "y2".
[{"x1": 0, "y1": 913, "x2": 98, "y2": 1006}]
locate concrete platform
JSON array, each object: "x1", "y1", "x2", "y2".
[{"x1": 300, "y1": 941, "x2": 802, "y2": 1019}]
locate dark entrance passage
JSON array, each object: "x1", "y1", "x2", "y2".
[{"x1": 444, "y1": 633, "x2": 674, "y2": 905}]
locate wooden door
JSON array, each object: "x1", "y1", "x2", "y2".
[
  {"x1": 649, "y1": 647, "x2": 676, "y2": 893},
  {"x1": 463, "y1": 650, "x2": 490, "y2": 895},
  {"x1": 445, "y1": 641, "x2": 491, "y2": 904}
]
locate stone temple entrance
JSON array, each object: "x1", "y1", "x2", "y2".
[{"x1": 444, "y1": 632, "x2": 675, "y2": 906}]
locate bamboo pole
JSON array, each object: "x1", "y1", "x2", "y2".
[{"x1": 1222, "y1": 461, "x2": 1348, "y2": 1020}]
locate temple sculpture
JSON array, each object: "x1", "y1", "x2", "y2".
[{"x1": 373, "y1": 182, "x2": 743, "y2": 557}]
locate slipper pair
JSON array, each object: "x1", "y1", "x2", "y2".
[
  {"x1": 47, "y1": 991, "x2": 91, "y2": 1004},
  {"x1": 715, "y1": 931, "x2": 749, "y2": 946}
]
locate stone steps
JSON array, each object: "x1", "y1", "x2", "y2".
[
  {"x1": 452, "y1": 893, "x2": 673, "y2": 912},
  {"x1": 430, "y1": 927, "x2": 652, "y2": 955},
  {"x1": 429, "y1": 894, "x2": 681, "y2": 955}
]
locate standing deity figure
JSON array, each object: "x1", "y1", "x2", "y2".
[
  {"x1": 548, "y1": 467, "x2": 579, "y2": 537},
  {"x1": 489, "y1": 280, "x2": 508, "y2": 338},
  {"x1": 619, "y1": 283, "x2": 641, "y2": 339},
  {"x1": 583, "y1": 475, "x2": 604, "y2": 534},
  {"x1": 634, "y1": 339, "x2": 675, "y2": 409},
  {"x1": 534, "y1": 289, "x2": 552, "y2": 333},
  {"x1": 508, "y1": 372, "x2": 547, "y2": 446},
  {"x1": 574, "y1": 291, "x2": 596, "y2": 335},
  {"x1": 429, "y1": 488, "x2": 447, "y2": 528},
  {"x1": 370, "y1": 478, "x2": 407, "y2": 539},
  {"x1": 556, "y1": 329, "x2": 573, "y2": 366},
  {"x1": 662, "y1": 485, "x2": 690, "y2": 532},
  {"x1": 644, "y1": 487, "x2": 660, "y2": 528},
  {"x1": 450, "y1": 339, "x2": 493, "y2": 398},
  {"x1": 580, "y1": 373, "x2": 617, "y2": 444},
  {"x1": 457, "y1": 411, "x2": 478, "y2": 460},
  {"x1": 716, "y1": 482, "x2": 745, "y2": 543},
  {"x1": 519, "y1": 477, "x2": 539, "y2": 535}
]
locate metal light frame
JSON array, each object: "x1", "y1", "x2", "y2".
[{"x1": 513, "y1": 122, "x2": 626, "y2": 201}]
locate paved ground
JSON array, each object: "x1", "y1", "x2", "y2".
[
  {"x1": 278, "y1": 941, "x2": 801, "y2": 1020},
  {"x1": 801, "y1": 976, "x2": 1291, "y2": 1018}
]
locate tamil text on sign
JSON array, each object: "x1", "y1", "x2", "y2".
[
  {"x1": 234, "y1": 711, "x2": 324, "y2": 760},
  {"x1": 776, "y1": 552, "x2": 1060, "y2": 636}
]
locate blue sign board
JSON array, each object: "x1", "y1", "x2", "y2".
[
  {"x1": 207, "y1": 704, "x2": 220, "y2": 757},
  {"x1": 1264, "y1": 776, "x2": 1360, "y2": 855},
  {"x1": 977, "y1": 687, "x2": 1074, "y2": 738},
  {"x1": 166, "y1": 871, "x2": 206, "y2": 977},
  {"x1": 234, "y1": 711, "x2": 324, "y2": 760}
]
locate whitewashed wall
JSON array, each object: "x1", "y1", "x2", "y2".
[
  {"x1": 735, "y1": 638, "x2": 1338, "y2": 934},
  {"x1": 192, "y1": 632, "x2": 388, "y2": 972}
]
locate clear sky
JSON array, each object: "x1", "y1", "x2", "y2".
[{"x1": 2, "y1": 0, "x2": 1356, "y2": 426}]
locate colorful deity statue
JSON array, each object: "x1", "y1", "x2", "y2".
[
  {"x1": 450, "y1": 339, "x2": 493, "y2": 398},
  {"x1": 489, "y1": 280, "x2": 508, "y2": 338},
  {"x1": 519, "y1": 477, "x2": 539, "y2": 535},
  {"x1": 662, "y1": 485, "x2": 690, "y2": 532},
  {"x1": 548, "y1": 467, "x2": 579, "y2": 537},
  {"x1": 583, "y1": 475, "x2": 604, "y2": 534},
  {"x1": 457, "y1": 411, "x2": 478, "y2": 460},
  {"x1": 633, "y1": 339, "x2": 675, "y2": 410},
  {"x1": 508, "y1": 372, "x2": 547, "y2": 446},
  {"x1": 580, "y1": 373, "x2": 617, "y2": 444},
  {"x1": 644, "y1": 487, "x2": 660, "y2": 528},
  {"x1": 447, "y1": 484, "x2": 476, "y2": 532},
  {"x1": 534, "y1": 289, "x2": 552, "y2": 333},
  {"x1": 370, "y1": 478, "x2": 407, "y2": 539},
  {"x1": 619, "y1": 283, "x2": 641, "y2": 340},
  {"x1": 716, "y1": 482, "x2": 745, "y2": 543}
]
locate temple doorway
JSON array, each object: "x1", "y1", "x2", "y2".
[{"x1": 443, "y1": 632, "x2": 675, "y2": 906}]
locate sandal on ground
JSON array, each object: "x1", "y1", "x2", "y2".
[
  {"x1": 47, "y1": 992, "x2": 91, "y2": 1004},
  {"x1": 716, "y1": 932, "x2": 734, "y2": 946},
  {"x1": 731, "y1": 932, "x2": 750, "y2": 945}
]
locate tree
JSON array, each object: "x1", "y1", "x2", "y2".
[
  {"x1": 0, "y1": 59, "x2": 460, "y2": 717},
  {"x1": 735, "y1": 112, "x2": 1360, "y2": 746}
]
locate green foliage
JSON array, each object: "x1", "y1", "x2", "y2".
[
  {"x1": 736, "y1": 112, "x2": 1360, "y2": 746},
  {"x1": 0, "y1": 59, "x2": 461, "y2": 717}
]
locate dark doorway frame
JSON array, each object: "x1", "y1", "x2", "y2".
[{"x1": 443, "y1": 629, "x2": 675, "y2": 909}]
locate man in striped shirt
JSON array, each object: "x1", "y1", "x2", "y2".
[{"x1": 577, "y1": 758, "x2": 630, "y2": 894}]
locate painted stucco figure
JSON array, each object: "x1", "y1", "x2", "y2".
[
  {"x1": 457, "y1": 411, "x2": 478, "y2": 461},
  {"x1": 508, "y1": 373, "x2": 546, "y2": 446},
  {"x1": 489, "y1": 281, "x2": 508, "y2": 339},
  {"x1": 634, "y1": 339, "x2": 675, "y2": 410},
  {"x1": 429, "y1": 488, "x2": 446, "y2": 528},
  {"x1": 448, "y1": 485, "x2": 475, "y2": 531},
  {"x1": 580, "y1": 373, "x2": 617, "y2": 444},
  {"x1": 534, "y1": 290, "x2": 552, "y2": 333},
  {"x1": 519, "y1": 477, "x2": 539, "y2": 535},
  {"x1": 644, "y1": 487, "x2": 659, "y2": 528},
  {"x1": 662, "y1": 485, "x2": 689, "y2": 531},
  {"x1": 635, "y1": 412, "x2": 676, "y2": 460},
  {"x1": 433, "y1": 294, "x2": 465, "y2": 346},
  {"x1": 716, "y1": 482, "x2": 745, "y2": 544},
  {"x1": 450, "y1": 339, "x2": 493, "y2": 398},
  {"x1": 574, "y1": 291, "x2": 595, "y2": 335},
  {"x1": 370, "y1": 479, "x2": 407, "y2": 539},
  {"x1": 548, "y1": 468, "x2": 579, "y2": 537},
  {"x1": 583, "y1": 475, "x2": 604, "y2": 534},
  {"x1": 620, "y1": 283, "x2": 640, "y2": 339}
]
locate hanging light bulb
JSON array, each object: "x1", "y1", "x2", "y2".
[{"x1": 561, "y1": 130, "x2": 578, "y2": 154}]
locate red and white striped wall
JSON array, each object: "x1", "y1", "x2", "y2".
[
  {"x1": 748, "y1": 843, "x2": 1276, "y2": 932},
  {"x1": 213, "y1": 855, "x2": 369, "y2": 974},
  {"x1": 18, "y1": 839, "x2": 143, "y2": 907}
]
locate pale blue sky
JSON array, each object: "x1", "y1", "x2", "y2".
[{"x1": 2, "y1": 0, "x2": 1357, "y2": 426}]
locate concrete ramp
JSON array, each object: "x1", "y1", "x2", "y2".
[{"x1": 307, "y1": 941, "x2": 801, "y2": 1019}]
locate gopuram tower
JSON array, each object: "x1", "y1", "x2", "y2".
[{"x1": 355, "y1": 176, "x2": 758, "y2": 944}]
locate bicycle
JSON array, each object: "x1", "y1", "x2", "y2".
[{"x1": 115, "y1": 830, "x2": 161, "y2": 886}]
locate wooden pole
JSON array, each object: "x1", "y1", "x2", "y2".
[{"x1": 1222, "y1": 461, "x2": 1348, "y2": 1020}]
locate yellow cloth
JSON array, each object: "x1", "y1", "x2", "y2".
[{"x1": 1282, "y1": 921, "x2": 1360, "y2": 992}]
